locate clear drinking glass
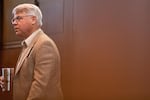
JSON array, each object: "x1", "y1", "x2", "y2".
[{"x1": 0, "y1": 68, "x2": 14, "y2": 92}]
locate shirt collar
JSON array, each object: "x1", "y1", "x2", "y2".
[{"x1": 21, "y1": 28, "x2": 41, "y2": 47}]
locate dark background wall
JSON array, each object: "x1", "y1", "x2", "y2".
[
  {"x1": 1, "y1": 0, "x2": 150, "y2": 100},
  {"x1": 0, "y1": 0, "x2": 3, "y2": 48}
]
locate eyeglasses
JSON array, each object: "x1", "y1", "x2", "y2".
[{"x1": 11, "y1": 15, "x2": 33, "y2": 24}]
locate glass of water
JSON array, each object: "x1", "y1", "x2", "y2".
[{"x1": 0, "y1": 68, "x2": 14, "y2": 92}]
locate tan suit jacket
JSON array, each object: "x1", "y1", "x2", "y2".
[{"x1": 13, "y1": 30, "x2": 63, "y2": 100}]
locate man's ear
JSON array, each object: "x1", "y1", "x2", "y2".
[{"x1": 31, "y1": 16, "x2": 37, "y2": 25}]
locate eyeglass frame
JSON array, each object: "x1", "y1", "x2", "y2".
[{"x1": 11, "y1": 15, "x2": 34, "y2": 24}]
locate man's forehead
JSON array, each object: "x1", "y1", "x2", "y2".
[{"x1": 13, "y1": 12, "x2": 26, "y2": 17}]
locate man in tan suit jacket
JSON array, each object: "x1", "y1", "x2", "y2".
[{"x1": 10, "y1": 3, "x2": 63, "y2": 100}]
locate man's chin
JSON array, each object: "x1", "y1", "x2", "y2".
[
  {"x1": 16, "y1": 32, "x2": 23, "y2": 38},
  {"x1": 16, "y1": 32, "x2": 20, "y2": 36}
]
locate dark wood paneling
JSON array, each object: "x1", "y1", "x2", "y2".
[
  {"x1": 0, "y1": 0, "x2": 3, "y2": 49},
  {"x1": 1, "y1": 0, "x2": 150, "y2": 100},
  {"x1": 40, "y1": 0, "x2": 64, "y2": 34},
  {"x1": 71, "y1": 0, "x2": 150, "y2": 100},
  {"x1": 0, "y1": 48, "x2": 21, "y2": 67}
]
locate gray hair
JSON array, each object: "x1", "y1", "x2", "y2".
[{"x1": 12, "y1": 3, "x2": 43, "y2": 26}]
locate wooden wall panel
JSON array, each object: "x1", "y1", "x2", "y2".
[
  {"x1": 0, "y1": 0, "x2": 3, "y2": 49},
  {"x1": 71, "y1": 0, "x2": 150, "y2": 100},
  {"x1": 40, "y1": 0, "x2": 64, "y2": 34},
  {"x1": 1, "y1": 0, "x2": 150, "y2": 100}
]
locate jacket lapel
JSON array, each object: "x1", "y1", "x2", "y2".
[
  {"x1": 15, "y1": 31, "x2": 42, "y2": 75},
  {"x1": 15, "y1": 46, "x2": 33, "y2": 75}
]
